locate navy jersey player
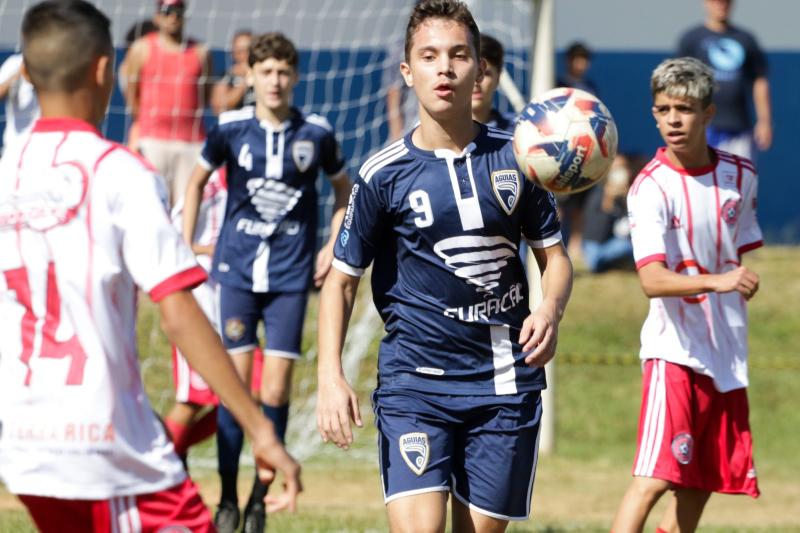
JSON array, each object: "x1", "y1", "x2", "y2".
[
  {"x1": 183, "y1": 32, "x2": 350, "y2": 532},
  {"x1": 317, "y1": 2, "x2": 573, "y2": 532}
]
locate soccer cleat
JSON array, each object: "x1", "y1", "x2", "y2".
[
  {"x1": 242, "y1": 500, "x2": 267, "y2": 533},
  {"x1": 213, "y1": 501, "x2": 240, "y2": 533}
]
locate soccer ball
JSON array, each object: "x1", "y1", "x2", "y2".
[{"x1": 512, "y1": 87, "x2": 618, "y2": 194}]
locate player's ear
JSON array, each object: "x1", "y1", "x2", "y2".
[
  {"x1": 94, "y1": 54, "x2": 112, "y2": 88},
  {"x1": 19, "y1": 59, "x2": 31, "y2": 83},
  {"x1": 246, "y1": 66, "x2": 254, "y2": 87},
  {"x1": 400, "y1": 61, "x2": 413, "y2": 88},
  {"x1": 703, "y1": 102, "x2": 716, "y2": 126}
]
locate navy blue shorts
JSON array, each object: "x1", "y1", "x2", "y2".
[
  {"x1": 373, "y1": 388, "x2": 542, "y2": 521},
  {"x1": 219, "y1": 285, "x2": 308, "y2": 359}
]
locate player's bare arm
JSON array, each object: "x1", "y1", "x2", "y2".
[
  {"x1": 182, "y1": 163, "x2": 214, "y2": 253},
  {"x1": 159, "y1": 289, "x2": 302, "y2": 512},
  {"x1": 520, "y1": 242, "x2": 573, "y2": 367},
  {"x1": 314, "y1": 174, "x2": 352, "y2": 287},
  {"x1": 753, "y1": 76, "x2": 772, "y2": 150},
  {"x1": 638, "y1": 261, "x2": 759, "y2": 300},
  {"x1": 121, "y1": 38, "x2": 147, "y2": 117},
  {"x1": 316, "y1": 267, "x2": 363, "y2": 449}
]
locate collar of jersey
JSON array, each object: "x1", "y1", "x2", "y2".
[
  {"x1": 32, "y1": 117, "x2": 100, "y2": 135},
  {"x1": 656, "y1": 146, "x2": 718, "y2": 177},
  {"x1": 403, "y1": 123, "x2": 484, "y2": 161},
  {"x1": 258, "y1": 107, "x2": 298, "y2": 132}
]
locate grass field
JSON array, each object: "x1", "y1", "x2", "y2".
[{"x1": 2, "y1": 246, "x2": 799, "y2": 532}]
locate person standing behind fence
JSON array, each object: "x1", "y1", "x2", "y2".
[
  {"x1": 211, "y1": 30, "x2": 255, "y2": 115},
  {"x1": 677, "y1": 0, "x2": 772, "y2": 161},
  {"x1": 123, "y1": 0, "x2": 212, "y2": 206}
]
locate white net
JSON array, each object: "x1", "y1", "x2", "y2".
[{"x1": 0, "y1": 0, "x2": 538, "y2": 468}]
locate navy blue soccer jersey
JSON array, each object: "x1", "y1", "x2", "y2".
[
  {"x1": 200, "y1": 106, "x2": 346, "y2": 292},
  {"x1": 333, "y1": 123, "x2": 561, "y2": 396}
]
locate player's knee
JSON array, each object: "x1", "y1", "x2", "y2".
[
  {"x1": 259, "y1": 383, "x2": 291, "y2": 405},
  {"x1": 630, "y1": 476, "x2": 671, "y2": 503}
]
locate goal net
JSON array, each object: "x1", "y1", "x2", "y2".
[{"x1": 0, "y1": 0, "x2": 541, "y2": 468}]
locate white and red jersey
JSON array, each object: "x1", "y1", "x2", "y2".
[
  {"x1": 627, "y1": 147, "x2": 763, "y2": 392},
  {"x1": 170, "y1": 171, "x2": 227, "y2": 404},
  {"x1": 0, "y1": 117, "x2": 207, "y2": 499}
]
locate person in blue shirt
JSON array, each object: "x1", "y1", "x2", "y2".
[
  {"x1": 677, "y1": 0, "x2": 772, "y2": 161},
  {"x1": 316, "y1": 1, "x2": 573, "y2": 531},
  {"x1": 471, "y1": 33, "x2": 516, "y2": 133},
  {"x1": 183, "y1": 32, "x2": 350, "y2": 533}
]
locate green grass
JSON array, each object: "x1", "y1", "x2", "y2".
[{"x1": 2, "y1": 246, "x2": 799, "y2": 532}]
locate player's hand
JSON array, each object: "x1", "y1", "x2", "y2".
[
  {"x1": 519, "y1": 304, "x2": 559, "y2": 368},
  {"x1": 250, "y1": 430, "x2": 302, "y2": 513},
  {"x1": 316, "y1": 372, "x2": 362, "y2": 449},
  {"x1": 713, "y1": 266, "x2": 760, "y2": 300},
  {"x1": 754, "y1": 119, "x2": 772, "y2": 151},
  {"x1": 313, "y1": 242, "x2": 335, "y2": 288}
]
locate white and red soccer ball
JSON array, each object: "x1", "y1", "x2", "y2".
[{"x1": 513, "y1": 87, "x2": 618, "y2": 194}]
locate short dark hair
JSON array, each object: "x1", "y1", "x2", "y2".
[
  {"x1": 404, "y1": 0, "x2": 480, "y2": 63},
  {"x1": 565, "y1": 41, "x2": 591, "y2": 61},
  {"x1": 249, "y1": 32, "x2": 298, "y2": 69},
  {"x1": 124, "y1": 18, "x2": 157, "y2": 46},
  {"x1": 22, "y1": 0, "x2": 112, "y2": 92},
  {"x1": 480, "y1": 33, "x2": 504, "y2": 70}
]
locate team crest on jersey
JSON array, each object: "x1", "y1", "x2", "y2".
[
  {"x1": 490, "y1": 170, "x2": 521, "y2": 215},
  {"x1": 224, "y1": 318, "x2": 246, "y2": 342},
  {"x1": 671, "y1": 432, "x2": 693, "y2": 465},
  {"x1": 720, "y1": 198, "x2": 740, "y2": 226},
  {"x1": 399, "y1": 432, "x2": 430, "y2": 476},
  {"x1": 292, "y1": 141, "x2": 315, "y2": 172}
]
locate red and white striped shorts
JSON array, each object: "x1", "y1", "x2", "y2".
[
  {"x1": 18, "y1": 477, "x2": 213, "y2": 532},
  {"x1": 632, "y1": 359, "x2": 759, "y2": 497}
]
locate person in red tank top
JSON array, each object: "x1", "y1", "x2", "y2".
[{"x1": 123, "y1": 0, "x2": 212, "y2": 207}]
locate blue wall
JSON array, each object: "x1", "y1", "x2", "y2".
[{"x1": 2, "y1": 48, "x2": 797, "y2": 242}]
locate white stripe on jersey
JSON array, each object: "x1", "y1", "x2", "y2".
[
  {"x1": 486, "y1": 126, "x2": 513, "y2": 140},
  {"x1": 127, "y1": 495, "x2": 142, "y2": 533},
  {"x1": 176, "y1": 349, "x2": 190, "y2": 403},
  {"x1": 219, "y1": 105, "x2": 255, "y2": 125},
  {"x1": 360, "y1": 140, "x2": 407, "y2": 182},
  {"x1": 265, "y1": 128, "x2": 285, "y2": 179},
  {"x1": 490, "y1": 324, "x2": 517, "y2": 395},
  {"x1": 305, "y1": 113, "x2": 333, "y2": 132},
  {"x1": 252, "y1": 240, "x2": 270, "y2": 292},
  {"x1": 442, "y1": 152, "x2": 484, "y2": 231}
]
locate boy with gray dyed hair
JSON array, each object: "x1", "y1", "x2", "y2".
[{"x1": 612, "y1": 56, "x2": 762, "y2": 532}]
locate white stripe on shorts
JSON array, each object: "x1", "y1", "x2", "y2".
[{"x1": 635, "y1": 360, "x2": 666, "y2": 477}]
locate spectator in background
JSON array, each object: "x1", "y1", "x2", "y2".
[
  {"x1": 555, "y1": 41, "x2": 599, "y2": 263},
  {"x1": 677, "y1": 0, "x2": 772, "y2": 161},
  {"x1": 117, "y1": 18, "x2": 157, "y2": 152},
  {"x1": 471, "y1": 33, "x2": 516, "y2": 133},
  {"x1": 556, "y1": 41, "x2": 599, "y2": 96},
  {"x1": 211, "y1": 30, "x2": 254, "y2": 114},
  {"x1": 123, "y1": 0, "x2": 213, "y2": 207},
  {"x1": 581, "y1": 154, "x2": 636, "y2": 273},
  {"x1": 0, "y1": 51, "x2": 39, "y2": 153}
]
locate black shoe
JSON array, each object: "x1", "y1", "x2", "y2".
[
  {"x1": 242, "y1": 500, "x2": 266, "y2": 533},
  {"x1": 213, "y1": 501, "x2": 240, "y2": 533}
]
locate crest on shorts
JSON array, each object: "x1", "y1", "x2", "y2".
[
  {"x1": 671, "y1": 432, "x2": 694, "y2": 465},
  {"x1": 490, "y1": 170, "x2": 521, "y2": 215},
  {"x1": 224, "y1": 317, "x2": 246, "y2": 342},
  {"x1": 292, "y1": 141, "x2": 315, "y2": 173},
  {"x1": 399, "y1": 432, "x2": 430, "y2": 476},
  {"x1": 720, "y1": 198, "x2": 740, "y2": 226}
]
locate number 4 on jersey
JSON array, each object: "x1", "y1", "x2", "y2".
[{"x1": 3, "y1": 263, "x2": 87, "y2": 386}]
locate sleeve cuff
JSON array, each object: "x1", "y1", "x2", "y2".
[
  {"x1": 635, "y1": 253, "x2": 667, "y2": 270},
  {"x1": 526, "y1": 231, "x2": 563, "y2": 249},
  {"x1": 332, "y1": 258, "x2": 365, "y2": 277},
  {"x1": 149, "y1": 265, "x2": 208, "y2": 302},
  {"x1": 738, "y1": 240, "x2": 763, "y2": 256},
  {"x1": 197, "y1": 156, "x2": 216, "y2": 171}
]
